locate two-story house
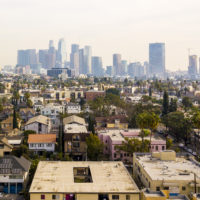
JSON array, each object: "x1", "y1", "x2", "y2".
[
  {"x1": 65, "y1": 102, "x2": 81, "y2": 114},
  {"x1": 0, "y1": 156, "x2": 31, "y2": 194},
  {"x1": 25, "y1": 115, "x2": 51, "y2": 134},
  {"x1": 28, "y1": 134, "x2": 56, "y2": 154},
  {"x1": 0, "y1": 137, "x2": 13, "y2": 157},
  {"x1": 40, "y1": 103, "x2": 64, "y2": 134},
  {"x1": 63, "y1": 115, "x2": 89, "y2": 160},
  {"x1": 19, "y1": 108, "x2": 35, "y2": 123}
]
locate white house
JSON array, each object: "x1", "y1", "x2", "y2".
[
  {"x1": 25, "y1": 115, "x2": 51, "y2": 134},
  {"x1": 40, "y1": 103, "x2": 64, "y2": 133},
  {"x1": 65, "y1": 102, "x2": 81, "y2": 114},
  {"x1": 28, "y1": 134, "x2": 56, "y2": 153}
]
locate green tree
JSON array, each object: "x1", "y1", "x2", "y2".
[
  {"x1": 86, "y1": 133, "x2": 104, "y2": 161},
  {"x1": 191, "y1": 111, "x2": 200, "y2": 152},
  {"x1": 182, "y1": 96, "x2": 192, "y2": 111},
  {"x1": 169, "y1": 98, "x2": 177, "y2": 112},
  {"x1": 163, "y1": 111, "x2": 192, "y2": 144},
  {"x1": 162, "y1": 90, "x2": 169, "y2": 116},
  {"x1": 106, "y1": 88, "x2": 120, "y2": 96},
  {"x1": 13, "y1": 108, "x2": 18, "y2": 129}
]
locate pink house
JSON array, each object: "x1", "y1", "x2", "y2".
[{"x1": 98, "y1": 129, "x2": 166, "y2": 164}]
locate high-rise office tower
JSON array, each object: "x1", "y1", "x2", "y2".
[
  {"x1": 84, "y1": 46, "x2": 92, "y2": 74},
  {"x1": 57, "y1": 38, "x2": 67, "y2": 67},
  {"x1": 113, "y1": 54, "x2": 122, "y2": 76},
  {"x1": 188, "y1": 55, "x2": 198, "y2": 76},
  {"x1": 149, "y1": 43, "x2": 165, "y2": 78},
  {"x1": 121, "y1": 60, "x2": 128, "y2": 75},
  {"x1": 47, "y1": 40, "x2": 56, "y2": 68},
  {"x1": 92, "y1": 56, "x2": 104, "y2": 77},
  {"x1": 106, "y1": 66, "x2": 113, "y2": 76},
  {"x1": 79, "y1": 49, "x2": 84, "y2": 75},
  {"x1": 71, "y1": 44, "x2": 79, "y2": 54},
  {"x1": 49, "y1": 40, "x2": 54, "y2": 49},
  {"x1": 17, "y1": 49, "x2": 37, "y2": 67},
  {"x1": 128, "y1": 62, "x2": 144, "y2": 78},
  {"x1": 39, "y1": 50, "x2": 48, "y2": 68},
  {"x1": 70, "y1": 44, "x2": 79, "y2": 76}
]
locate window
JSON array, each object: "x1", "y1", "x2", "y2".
[
  {"x1": 114, "y1": 153, "x2": 117, "y2": 158},
  {"x1": 164, "y1": 187, "x2": 169, "y2": 190},
  {"x1": 156, "y1": 146, "x2": 158, "y2": 151},
  {"x1": 0, "y1": 144, "x2": 4, "y2": 149},
  {"x1": 112, "y1": 195, "x2": 119, "y2": 200},
  {"x1": 52, "y1": 194, "x2": 59, "y2": 200},
  {"x1": 162, "y1": 146, "x2": 165, "y2": 150},
  {"x1": 41, "y1": 195, "x2": 45, "y2": 199},
  {"x1": 47, "y1": 144, "x2": 52, "y2": 147},
  {"x1": 182, "y1": 186, "x2": 186, "y2": 191},
  {"x1": 126, "y1": 195, "x2": 130, "y2": 200},
  {"x1": 156, "y1": 187, "x2": 160, "y2": 191}
]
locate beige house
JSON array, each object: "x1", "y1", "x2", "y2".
[
  {"x1": 133, "y1": 151, "x2": 200, "y2": 196},
  {"x1": 0, "y1": 137, "x2": 13, "y2": 157},
  {"x1": 25, "y1": 115, "x2": 51, "y2": 134},
  {"x1": 29, "y1": 161, "x2": 140, "y2": 200}
]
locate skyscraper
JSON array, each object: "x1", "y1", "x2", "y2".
[
  {"x1": 149, "y1": 43, "x2": 165, "y2": 78},
  {"x1": 128, "y1": 62, "x2": 144, "y2": 78},
  {"x1": 113, "y1": 54, "x2": 121, "y2": 76},
  {"x1": 39, "y1": 49, "x2": 48, "y2": 68},
  {"x1": 47, "y1": 40, "x2": 56, "y2": 68},
  {"x1": 121, "y1": 60, "x2": 128, "y2": 75},
  {"x1": 71, "y1": 44, "x2": 79, "y2": 54},
  {"x1": 57, "y1": 38, "x2": 67, "y2": 67},
  {"x1": 17, "y1": 49, "x2": 37, "y2": 67},
  {"x1": 79, "y1": 49, "x2": 84, "y2": 75},
  {"x1": 84, "y1": 46, "x2": 92, "y2": 74},
  {"x1": 188, "y1": 55, "x2": 198, "y2": 76},
  {"x1": 92, "y1": 56, "x2": 104, "y2": 77}
]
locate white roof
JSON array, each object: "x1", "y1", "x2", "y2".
[
  {"x1": 135, "y1": 154, "x2": 200, "y2": 182},
  {"x1": 29, "y1": 161, "x2": 139, "y2": 193},
  {"x1": 64, "y1": 124, "x2": 87, "y2": 134}
]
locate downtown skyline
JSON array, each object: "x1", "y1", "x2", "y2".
[{"x1": 1, "y1": 0, "x2": 200, "y2": 70}]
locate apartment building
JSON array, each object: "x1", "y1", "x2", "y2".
[
  {"x1": 29, "y1": 161, "x2": 140, "y2": 200},
  {"x1": 133, "y1": 151, "x2": 200, "y2": 196}
]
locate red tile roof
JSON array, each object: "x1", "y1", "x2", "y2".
[{"x1": 28, "y1": 134, "x2": 56, "y2": 144}]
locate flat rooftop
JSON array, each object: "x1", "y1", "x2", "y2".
[
  {"x1": 64, "y1": 124, "x2": 87, "y2": 134},
  {"x1": 135, "y1": 154, "x2": 200, "y2": 181},
  {"x1": 30, "y1": 161, "x2": 139, "y2": 193}
]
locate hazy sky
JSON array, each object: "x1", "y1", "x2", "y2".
[{"x1": 1, "y1": 0, "x2": 200, "y2": 71}]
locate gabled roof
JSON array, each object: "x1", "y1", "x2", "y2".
[
  {"x1": 28, "y1": 134, "x2": 56, "y2": 144},
  {"x1": 0, "y1": 156, "x2": 31, "y2": 174},
  {"x1": 63, "y1": 115, "x2": 86, "y2": 126},
  {"x1": 26, "y1": 115, "x2": 50, "y2": 126},
  {"x1": 0, "y1": 137, "x2": 13, "y2": 149}
]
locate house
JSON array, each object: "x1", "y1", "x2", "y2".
[
  {"x1": 40, "y1": 103, "x2": 64, "y2": 133},
  {"x1": 6, "y1": 135, "x2": 23, "y2": 148},
  {"x1": 25, "y1": 115, "x2": 51, "y2": 134},
  {"x1": 95, "y1": 115, "x2": 128, "y2": 129},
  {"x1": 0, "y1": 156, "x2": 31, "y2": 194},
  {"x1": 29, "y1": 161, "x2": 140, "y2": 200},
  {"x1": 28, "y1": 134, "x2": 56, "y2": 153},
  {"x1": 0, "y1": 116, "x2": 21, "y2": 134},
  {"x1": 85, "y1": 90, "x2": 105, "y2": 101},
  {"x1": 65, "y1": 102, "x2": 81, "y2": 114},
  {"x1": 133, "y1": 151, "x2": 200, "y2": 196},
  {"x1": 98, "y1": 129, "x2": 166, "y2": 164},
  {"x1": 63, "y1": 115, "x2": 87, "y2": 126},
  {"x1": 64, "y1": 124, "x2": 89, "y2": 160},
  {"x1": 0, "y1": 137, "x2": 13, "y2": 156},
  {"x1": 19, "y1": 108, "x2": 35, "y2": 123}
]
